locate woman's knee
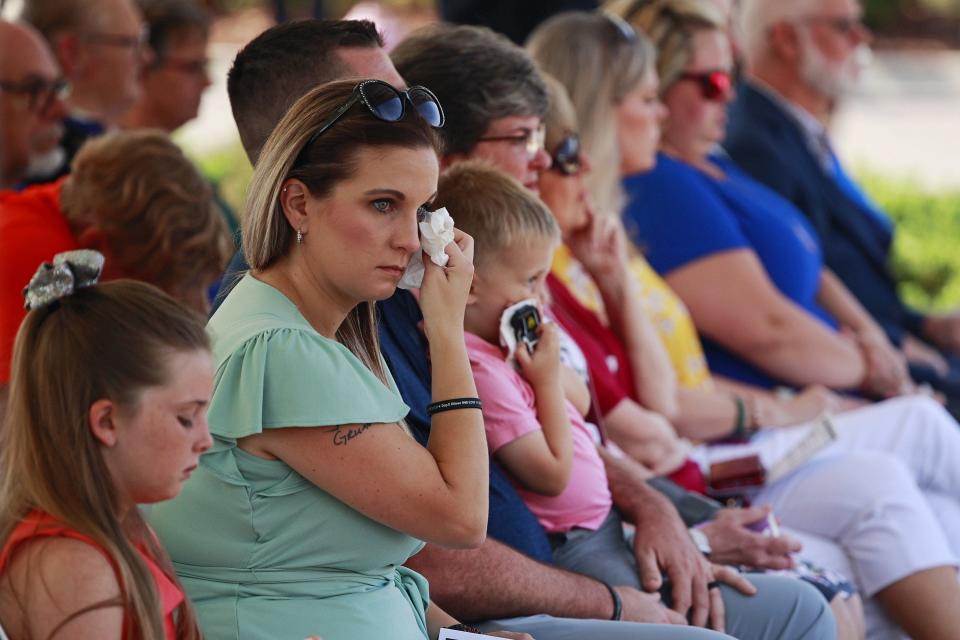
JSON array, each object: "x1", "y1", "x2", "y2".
[
  {"x1": 790, "y1": 452, "x2": 917, "y2": 511},
  {"x1": 883, "y1": 395, "x2": 957, "y2": 438}
]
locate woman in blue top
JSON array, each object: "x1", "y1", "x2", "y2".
[
  {"x1": 617, "y1": 3, "x2": 911, "y2": 399},
  {"x1": 147, "y1": 79, "x2": 517, "y2": 640}
]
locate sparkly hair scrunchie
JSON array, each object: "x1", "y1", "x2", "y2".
[{"x1": 23, "y1": 249, "x2": 105, "y2": 311}]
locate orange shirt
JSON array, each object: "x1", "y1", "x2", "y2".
[
  {"x1": 0, "y1": 179, "x2": 77, "y2": 383},
  {"x1": 0, "y1": 511, "x2": 184, "y2": 639}
]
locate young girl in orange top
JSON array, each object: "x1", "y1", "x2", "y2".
[{"x1": 0, "y1": 250, "x2": 212, "y2": 639}]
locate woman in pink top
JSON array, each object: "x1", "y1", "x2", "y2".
[{"x1": 0, "y1": 251, "x2": 213, "y2": 640}]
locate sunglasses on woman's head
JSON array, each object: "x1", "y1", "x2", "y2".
[
  {"x1": 604, "y1": 12, "x2": 637, "y2": 42},
  {"x1": 549, "y1": 134, "x2": 583, "y2": 176},
  {"x1": 677, "y1": 70, "x2": 733, "y2": 102},
  {"x1": 299, "y1": 79, "x2": 445, "y2": 155}
]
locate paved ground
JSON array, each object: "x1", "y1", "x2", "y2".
[{"x1": 834, "y1": 50, "x2": 960, "y2": 188}]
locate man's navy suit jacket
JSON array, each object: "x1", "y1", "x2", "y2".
[{"x1": 724, "y1": 81, "x2": 925, "y2": 345}]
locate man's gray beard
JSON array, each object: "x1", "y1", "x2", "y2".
[{"x1": 798, "y1": 34, "x2": 872, "y2": 101}]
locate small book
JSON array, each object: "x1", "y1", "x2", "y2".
[
  {"x1": 707, "y1": 454, "x2": 766, "y2": 496},
  {"x1": 706, "y1": 415, "x2": 839, "y2": 498}
]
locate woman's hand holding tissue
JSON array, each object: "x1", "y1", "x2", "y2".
[
  {"x1": 398, "y1": 207, "x2": 457, "y2": 289},
  {"x1": 419, "y1": 224, "x2": 475, "y2": 343}
]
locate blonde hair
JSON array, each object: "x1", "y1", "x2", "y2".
[
  {"x1": 243, "y1": 79, "x2": 440, "y2": 383},
  {"x1": 527, "y1": 11, "x2": 655, "y2": 217},
  {"x1": 606, "y1": 0, "x2": 726, "y2": 93},
  {"x1": 61, "y1": 129, "x2": 232, "y2": 313},
  {"x1": 0, "y1": 280, "x2": 206, "y2": 640},
  {"x1": 541, "y1": 73, "x2": 579, "y2": 155},
  {"x1": 434, "y1": 161, "x2": 558, "y2": 269}
]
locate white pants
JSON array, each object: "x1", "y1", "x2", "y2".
[{"x1": 695, "y1": 396, "x2": 960, "y2": 639}]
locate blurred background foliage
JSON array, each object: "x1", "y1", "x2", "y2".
[{"x1": 857, "y1": 171, "x2": 960, "y2": 310}]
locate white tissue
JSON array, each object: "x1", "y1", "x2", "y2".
[{"x1": 397, "y1": 207, "x2": 456, "y2": 289}]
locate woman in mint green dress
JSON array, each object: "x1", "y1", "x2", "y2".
[{"x1": 148, "y1": 79, "x2": 494, "y2": 640}]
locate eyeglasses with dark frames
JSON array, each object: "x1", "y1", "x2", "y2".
[
  {"x1": 549, "y1": 133, "x2": 583, "y2": 176},
  {"x1": 677, "y1": 70, "x2": 733, "y2": 102},
  {"x1": 0, "y1": 76, "x2": 71, "y2": 113},
  {"x1": 297, "y1": 79, "x2": 445, "y2": 162},
  {"x1": 476, "y1": 123, "x2": 546, "y2": 160}
]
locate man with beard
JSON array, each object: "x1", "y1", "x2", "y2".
[{"x1": 726, "y1": 0, "x2": 960, "y2": 416}]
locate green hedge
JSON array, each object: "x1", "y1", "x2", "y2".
[
  {"x1": 858, "y1": 170, "x2": 960, "y2": 312},
  {"x1": 190, "y1": 142, "x2": 252, "y2": 214}
]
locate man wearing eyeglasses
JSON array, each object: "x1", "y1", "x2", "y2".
[
  {"x1": 726, "y1": 0, "x2": 960, "y2": 419},
  {"x1": 122, "y1": 0, "x2": 212, "y2": 134},
  {"x1": 0, "y1": 20, "x2": 69, "y2": 190},
  {"x1": 18, "y1": 0, "x2": 150, "y2": 185}
]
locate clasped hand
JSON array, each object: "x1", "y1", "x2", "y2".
[{"x1": 628, "y1": 490, "x2": 755, "y2": 632}]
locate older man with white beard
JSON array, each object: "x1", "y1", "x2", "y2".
[{"x1": 725, "y1": 0, "x2": 960, "y2": 423}]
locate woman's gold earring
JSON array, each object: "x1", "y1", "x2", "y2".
[{"x1": 296, "y1": 229, "x2": 304, "y2": 245}]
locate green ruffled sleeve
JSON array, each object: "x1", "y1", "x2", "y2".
[{"x1": 207, "y1": 327, "x2": 409, "y2": 443}]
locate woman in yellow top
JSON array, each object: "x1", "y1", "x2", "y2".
[{"x1": 528, "y1": 18, "x2": 850, "y2": 436}]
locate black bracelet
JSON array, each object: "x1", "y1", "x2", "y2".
[
  {"x1": 602, "y1": 581, "x2": 623, "y2": 621},
  {"x1": 427, "y1": 397, "x2": 483, "y2": 416},
  {"x1": 445, "y1": 623, "x2": 482, "y2": 633}
]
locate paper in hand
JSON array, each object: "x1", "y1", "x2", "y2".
[
  {"x1": 438, "y1": 628, "x2": 503, "y2": 640},
  {"x1": 398, "y1": 206, "x2": 456, "y2": 289}
]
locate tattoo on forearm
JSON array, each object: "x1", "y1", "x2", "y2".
[{"x1": 333, "y1": 423, "x2": 372, "y2": 446}]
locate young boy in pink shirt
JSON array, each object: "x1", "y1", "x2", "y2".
[{"x1": 434, "y1": 162, "x2": 642, "y2": 587}]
